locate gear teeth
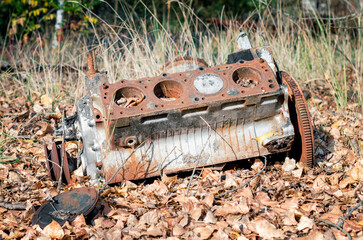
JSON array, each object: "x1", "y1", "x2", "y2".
[{"x1": 281, "y1": 72, "x2": 315, "y2": 167}]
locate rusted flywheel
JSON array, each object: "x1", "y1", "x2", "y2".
[
  {"x1": 281, "y1": 71, "x2": 315, "y2": 167},
  {"x1": 44, "y1": 141, "x2": 77, "y2": 184}
]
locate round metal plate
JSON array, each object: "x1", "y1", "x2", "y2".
[
  {"x1": 163, "y1": 56, "x2": 208, "y2": 74},
  {"x1": 193, "y1": 73, "x2": 224, "y2": 94},
  {"x1": 281, "y1": 71, "x2": 315, "y2": 167},
  {"x1": 32, "y1": 188, "x2": 98, "y2": 229}
]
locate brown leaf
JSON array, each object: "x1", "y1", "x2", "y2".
[
  {"x1": 72, "y1": 214, "x2": 86, "y2": 228},
  {"x1": 0, "y1": 165, "x2": 8, "y2": 180},
  {"x1": 146, "y1": 225, "x2": 163, "y2": 237},
  {"x1": 172, "y1": 224, "x2": 185, "y2": 236},
  {"x1": 195, "y1": 226, "x2": 215, "y2": 239},
  {"x1": 282, "y1": 210, "x2": 298, "y2": 226},
  {"x1": 202, "y1": 194, "x2": 214, "y2": 208},
  {"x1": 43, "y1": 220, "x2": 64, "y2": 239},
  {"x1": 343, "y1": 219, "x2": 363, "y2": 232},
  {"x1": 347, "y1": 159, "x2": 363, "y2": 181},
  {"x1": 211, "y1": 228, "x2": 229, "y2": 240},
  {"x1": 339, "y1": 176, "x2": 356, "y2": 189},
  {"x1": 190, "y1": 206, "x2": 202, "y2": 220},
  {"x1": 139, "y1": 210, "x2": 159, "y2": 226},
  {"x1": 161, "y1": 173, "x2": 177, "y2": 186},
  {"x1": 255, "y1": 191, "x2": 278, "y2": 207},
  {"x1": 297, "y1": 216, "x2": 314, "y2": 231},
  {"x1": 282, "y1": 157, "x2": 296, "y2": 172},
  {"x1": 214, "y1": 200, "x2": 249, "y2": 216},
  {"x1": 320, "y1": 205, "x2": 343, "y2": 223},
  {"x1": 204, "y1": 210, "x2": 217, "y2": 224},
  {"x1": 247, "y1": 218, "x2": 284, "y2": 239}
]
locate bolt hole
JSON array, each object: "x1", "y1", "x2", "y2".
[
  {"x1": 241, "y1": 90, "x2": 245, "y2": 93},
  {"x1": 201, "y1": 97, "x2": 205, "y2": 100},
  {"x1": 103, "y1": 96, "x2": 107, "y2": 99},
  {"x1": 144, "y1": 86, "x2": 147, "y2": 88},
  {"x1": 199, "y1": 66, "x2": 205, "y2": 71},
  {"x1": 120, "y1": 112, "x2": 123, "y2": 114},
  {"x1": 96, "y1": 115, "x2": 101, "y2": 119},
  {"x1": 184, "y1": 79, "x2": 187, "y2": 82},
  {"x1": 161, "y1": 104, "x2": 164, "y2": 107},
  {"x1": 268, "y1": 79, "x2": 273, "y2": 83},
  {"x1": 194, "y1": 97, "x2": 200, "y2": 101},
  {"x1": 265, "y1": 69, "x2": 269, "y2": 72},
  {"x1": 238, "y1": 60, "x2": 244, "y2": 64},
  {"x1": 162, "y1": 73, "x2": 167, "y2": 77},
  {"x1": 141, "y1": 108, "x2": 144, "y2": 111},
  {"x1": 121, "y1": 80, "x2": 125, "y2": 83},
  {"x1": 103, "y1": 85, "x2": 109, "y2": 90},
  {"x1": 181, "y1": 101, "x2": 185, "y2": 104},
  {"x1": 222, "y1": 94, "x2": 225, "y2": 97},
  {"x1": 260, "y1": 59, "x2": 265, "y2": 63},
  {"x1": 269, "y1": 84, "x2": 275, "y2": 88}
]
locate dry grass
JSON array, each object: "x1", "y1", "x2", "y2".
[{"x1": 0, "y1": 2, "x2": 361, "y2": 113}]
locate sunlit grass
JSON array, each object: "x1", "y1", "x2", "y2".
[{"x1": 0, "y1": 1, "x2": 361, "y2": 113}]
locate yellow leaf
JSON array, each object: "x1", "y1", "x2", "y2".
[
  {"x1": 255, "y1": 132, "x2": 275, "y2": 145},
  {"x1": 40, "y1": 95, "x2": 52, "y2": 108}
]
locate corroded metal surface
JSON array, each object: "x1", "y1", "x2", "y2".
[
  {"x1": 46, "y1": 32, "x2": 315, "y2": 184},
  {"x1": 162, "y1": 56, "x2": 208, "y2": 73},
  {"x1": 281, "y1": 71, "x2": 315, "y2": 167},
  {"x1": 44, "y1": 142, "x2": 76, "y2": 184},
  {"x1": 32, "y1": 188, "x2": 98, "y2": 228},
  {"x1": 99, "y1": 58, "x2": 278, "y2": 120}
]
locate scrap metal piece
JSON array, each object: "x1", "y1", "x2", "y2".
[
  {"x1": 163, "y1": 56, "x2": 208, "y2": 73},
  {"x1": 47, "y1": 32, "x2": 315, "y2": 184},
  {"x1": 44, "y1": 142, "x2": 77, "y2": 184},
  {"x1": 32, "y1": 188, "x2": 98, "y2": 229},
  {"x1": 281, "y1": 71, "x2": 315, "y2": 167},
  {"x1": 237, "y1": 31, "x2": 253, "y2": 50}
]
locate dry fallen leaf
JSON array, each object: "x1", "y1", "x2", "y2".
[
  {"x1": 43, "y1": 220, "x2": 64, "y2": 239},
  {"x1": 282, "y1": 157, "x2": 296, "y2": 172},
  {"x1": 249, "y1": 218, "x2": 284, "y2": 239},
  {"x1": 172, "y1": 224, "x2": 185, "y2": 236},
  {"x1": 297, "y1": 216, "x2": 314, "y2": 231},
  {"x1": 40, "y1": 95, "x2": 52, "y2": 108},
  {"x1": 195, "y1": 226, "x2": 215, "y2": 239}
]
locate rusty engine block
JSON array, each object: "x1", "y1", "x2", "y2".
[{"x1": 45, "y1": 32, "x2": 315, "y2": 184}]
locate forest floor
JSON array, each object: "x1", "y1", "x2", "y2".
[{"x1": 0, "y1": 62, "x2": 362, "y2": 240}]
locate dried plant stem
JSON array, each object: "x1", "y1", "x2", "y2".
[
  {"x1": 0, "y1": 202, "x2": 26, "y2": 210},
  {"x1": 319, "y1": 219, "x2": 352, "y2": 240}
]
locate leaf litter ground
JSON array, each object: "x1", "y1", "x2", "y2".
[{"x1": 0, "y1": 79, "x2": 362, "y2": 239}]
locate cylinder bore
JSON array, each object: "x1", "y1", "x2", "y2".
[
  {"x1": 114, "y1": 87, "x2": 145, "y2": 108},
  {"x1": 154, "y1": 80, "x2": 183, "y2": 101},
  {"x1": 232, "y1": 67, "x2": 261, "y2": 87}
]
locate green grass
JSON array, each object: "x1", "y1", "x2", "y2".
[{"x1": 0, "y1": 2, "x2": 361, "y2": 113}]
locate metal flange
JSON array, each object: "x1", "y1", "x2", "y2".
[
  {"x1": 32, "y1": 187, "x2": 98, "y2": 228},
  {"x1": 281, "y1": 71, "x2": 315, "y2": 167}
]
